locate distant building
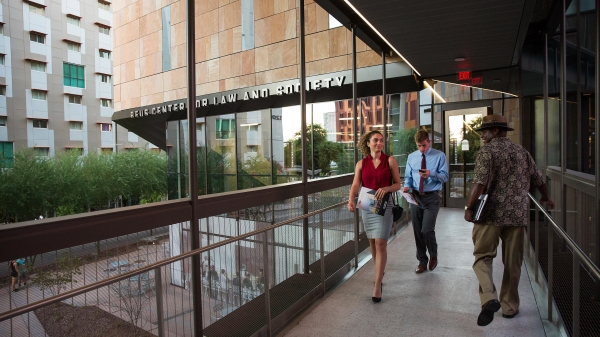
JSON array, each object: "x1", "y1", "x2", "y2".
[
  {"x1": 0, "y1": 0, "x2": 148, "y2": 163},
  {"x1": 323, "y1": 112, "x2": 336, "y2": 142}
]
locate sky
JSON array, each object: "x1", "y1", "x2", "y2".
[{"x1": 281, "y1": 102, "x2": 335, "y2": 142}]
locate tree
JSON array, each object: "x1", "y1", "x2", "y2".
[
  {"x1": 110, "y1": 275, "x2": 153, "y2": 337},
  {"x1": 391, "y1": 127, "x2": 418, "y2": 170},
  {"x1": 0, "y1": 149, "x2": 53, "y2": 222},
  {"x1": 32, "y1": 253, "x2": 82, "y2": 297},
  {"x1": 52, "y1": 150, "x2": 86, "y2": 216},
  {"x1": 291, "y1": 124, "x2": 345, "y2": 176},
  {"x1": 0, "y1": 148, "x2": 167, "y2": 223}
]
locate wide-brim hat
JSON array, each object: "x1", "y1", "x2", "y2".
[{"x1": 475, "y1": 115, "x2": 514, "y2": 131}]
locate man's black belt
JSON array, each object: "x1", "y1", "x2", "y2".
[{"x1": 421, "y1": 191, "x2": 440, "y2": 195}]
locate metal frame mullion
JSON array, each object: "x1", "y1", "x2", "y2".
[
  {"x1": 185, "y1": 0, "x2": 203, "y2": 335},
  {"x1": 576, "y1": 0, "x2": 583, "y2": 172},
  {"x1": 299, "y1": 0, "x2": 309, "y2": 274},
  {"x1": 595, "y1": 0, "x2": 600, "y2": 302}
]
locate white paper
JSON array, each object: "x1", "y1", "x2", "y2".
[
  {"x1": 356, "y1": 187, "x2": 386, "y2": 215},
  {"x1": 401, "y1": 191, "x2": 419, "y2": 206}
]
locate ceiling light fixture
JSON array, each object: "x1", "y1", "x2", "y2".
[
  {"x1": 454, "y1": 57, "x2": 466, "y2": 62},
  {"x1": 424, "y1": 82, "x2": 446, "y2": 103},
  {"x1": 434, "y1": 79, "x2": 518, "y2": 97},
  {"x1": 343, "y1": 0, "x2": 421, "y2": 76}
]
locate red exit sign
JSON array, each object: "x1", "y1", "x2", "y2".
[
  {"x1": 457, "y1": 71, "x2": 482, "y2": 85},
  {"x1": 458, "y1": 71, "x2": 471, "y2": 81}
]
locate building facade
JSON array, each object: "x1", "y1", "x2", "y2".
[{"x1": 0, "y1": 0, "x2": 148, "y2": 164}]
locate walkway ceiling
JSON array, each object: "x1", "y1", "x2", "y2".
[{"x1": 317, "y1": 0, "x2": 541, "y2": 95}]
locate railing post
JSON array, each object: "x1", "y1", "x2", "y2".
[
  {"x1": 535, "y1": 204, "x2": 539, "y2": 282},
  {"x1": 263, "y1": 232, "x2": 272, "y2": 337},
  {"x1": 548, "y1": 223, "x2": 554, "y2": 321},
  {"x1": 527, "y1": 207, "x2": 532, "y2": 259},
  {"x1": 573, "y1": 253, "x2": 580, "y2": 337},
  {"x1": 155, "y1": 267, "x2": 165, "y2": 337},
  {"x1": 320, "y1": 212, "x2": 325, "y2": 297}
]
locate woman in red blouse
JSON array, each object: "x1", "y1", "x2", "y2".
[{"x1": 348, "y1": 130, "x2": 401, "y2": 302}]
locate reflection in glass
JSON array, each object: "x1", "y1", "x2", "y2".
[
  {"x1": 547, "y1": 98, "x2": 561, "y2": 167},
  {"x1": 167, "y1": 120, "x2": 189, "y2": 199},
  {"x1": 448, "y1": 113, "x2": 482, "y2": 199},
  {"x1": 237, "y1": 110, "x2": 274, "y2": 189},
  {"x1": 206, "y1": 114, "x2": 237, "y2": 194},
  {"x1": 284, "y1": 102, "x2": 354, "y2": 178}
]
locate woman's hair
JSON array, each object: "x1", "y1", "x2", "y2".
[{"x1": 358, "y1": 130, "x2": 383, "y2": 157}]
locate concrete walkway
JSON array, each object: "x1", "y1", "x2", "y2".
[{"x1": 284, "y1": 208, "x2": 547, "y2": 337}]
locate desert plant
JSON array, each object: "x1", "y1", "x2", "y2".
[
  {"x1": 31, "y1": 253, "x2": 82, "y2": 297},
  {"x1": 110, "y1": 275, "x2": 153, "y2": 337}
]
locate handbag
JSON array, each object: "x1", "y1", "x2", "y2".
[
  {"x1": 391, "y1": 192, "x2": 404, "y2": 222},
  {"x1": 388, "y1": 158, "x2": 403, "y2": 222}
]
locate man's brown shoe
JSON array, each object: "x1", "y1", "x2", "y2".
[
  {"x1": 429, "y1": 256, "x2": 438, "y2": 271},
  {"x1": 415, "y1": 264, "x2": 427, "y2": 274}
]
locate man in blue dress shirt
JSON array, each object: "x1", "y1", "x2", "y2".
[{"x1": 403, "y1": 130, "x2": 449, "y2": 273}]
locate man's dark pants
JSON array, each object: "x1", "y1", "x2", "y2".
[{"x1": 410, "y1": 193, "x2": 440, "y2": 266}]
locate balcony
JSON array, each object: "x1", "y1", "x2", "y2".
[{"x1": 1, "y1": 176, "x2": 589, "y2": 337}]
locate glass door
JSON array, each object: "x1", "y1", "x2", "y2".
[{"x1": 444, "y1": 107, "x2": 487, "y2": 208}]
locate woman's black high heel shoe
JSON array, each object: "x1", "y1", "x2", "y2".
[{"x1": 372, "y1": 283, "x2": 382, "y2": 303}]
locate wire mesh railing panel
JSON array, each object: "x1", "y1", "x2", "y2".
[
  {"x1": 160, "y1": 261, "x2": 195, "y2": 337},
  {"x1": 1, "y1": 185, "x2": 360, "y2": 337},
  {"x1": 308, "y1": 185, "x2": 349, "y2": 212},
  {"x1": 202, "y1": 231, "x2": 270, "y2": 337},
  {"x1": 1, "y1": 225, "x2": 177, "y2": 316},
  {"x1": 0, "y1": 311, "x2": 46, "y2": 337},
  {"x1": 551, "y1": 228, "x2": 574, "y2": 336},
  {"x1": 529, "y1": 189, "x2": 600, "y2": 337},
  {"x1": 2, "y1": 263, "x2": 195, "y2": 337},
  {"x1": 578, "y1": 266, "x2": 600, "y2": 336},
  {"x1": 272, "y1": 223, "x2": 305, "y2": 287}
]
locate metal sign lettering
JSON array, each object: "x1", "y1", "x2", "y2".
[{"x1": 129, "y1": 76, "x2": 346, "y2": 119}]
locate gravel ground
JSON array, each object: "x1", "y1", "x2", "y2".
[{"x1": 35, "y1": 302, "x2": 155, "y2": 337}]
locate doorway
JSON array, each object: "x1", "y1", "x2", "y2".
[{"x1": 444, "y1": 107, "x2": 488, "y2": 208}]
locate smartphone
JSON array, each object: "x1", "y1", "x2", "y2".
[{"x1": 418, "y1": 169, "x2": 425, "y2": 173}]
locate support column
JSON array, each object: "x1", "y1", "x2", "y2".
[
  {"x1": 186, "y1": 0, "x2": 203, "y2": 335},
  {"x1": 299, "y1": 0, "x2": 309, "y2": 274},
  {"x1": 382, "y1": 51, "x2": 388, "y2": 154},
  {"x1": 352, "y1": 25, "x2": 359, "y2": 268},
  {"x1": 560, "y1": 0, "x2": 568, "y2": 237},
  {"x1": 594, "y1": 0, "x2": 600, "y2": 301}
]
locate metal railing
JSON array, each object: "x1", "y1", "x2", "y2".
[
  {"x1": 528, "y1": 193, "x2": 600, "y2": 337},
  {"x1": 0, "y1": 199, "x2": 382, "y2": 336}
]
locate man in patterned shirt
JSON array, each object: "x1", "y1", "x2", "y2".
[{"x1": 464, "y1": 115, "x2": 554, "y2": 327}]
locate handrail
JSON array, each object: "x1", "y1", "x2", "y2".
[
  {"x1": 528, "y1": 192, "x2": 600, "y2": 281},
  {"x1": 0, "y1": 175, "x2": 353, "y2": 261},
  {"x1": 0, "y1": 200, "x2": 349, "y2": 322}
]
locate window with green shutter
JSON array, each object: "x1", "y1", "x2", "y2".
[
  {"x1": 215, "y1": 119, "x2": 235, "y2": 140},
  {"x1": 0, "y1": 142, "x2": 13, "y2": 168},
  {"x1": 63, "y1": 63, "x2": 85, "y2": 88}
]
